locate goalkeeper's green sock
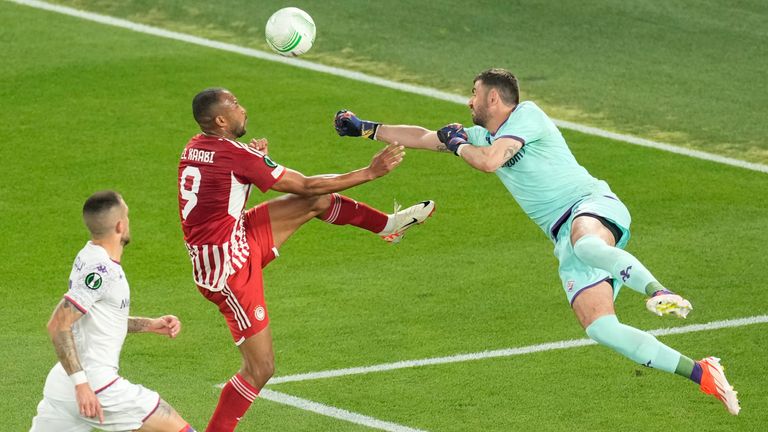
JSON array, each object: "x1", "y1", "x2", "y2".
[
  {"x1": 586, "y1": 314, "x2": 681, "y2": 372},
  {"x1": 675, "y1": 355, "x2": 703, "y2": 383},
  {"x1": 586, "y1": 315, "x2": 701, "y2": 382},
  {"x1": 573, "y1": 235, "x2": 664, "y2": 296}
]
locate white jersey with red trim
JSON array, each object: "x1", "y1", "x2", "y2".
[
  {"x1": 43, "y1": 241, "x2": 130, "y2": 400},
  {"x1": 178, "y1": 134, "x2": 285, "y2": 291}
]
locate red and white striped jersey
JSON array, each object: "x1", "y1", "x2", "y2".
[{"x1": 178, "y1": 134, "x2": 285, "y2": 291}]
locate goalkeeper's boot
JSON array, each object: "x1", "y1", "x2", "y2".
[
  {"x1": 699, "y1": 356, "x2": 741, "y2": 415},
  {"x1": 645, "y1": 289, "x2": 692, "y2": 318},
  {"x1": 380, "y1": 200, "x2": 435, "y2": 243}
]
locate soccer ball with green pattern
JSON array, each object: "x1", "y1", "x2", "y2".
[{"x1": 265, "y1": 7, "x2": 316, "y2": 57}]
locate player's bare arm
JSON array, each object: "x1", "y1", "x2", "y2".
[
  {"x1": 459, "y1": 136, "x2": 523, "y2": 172},
  {"x1": 376, "y1": 125, "x2": 448, "y2": 152},
  {"x1": 432, "y1": 122, "x2": 523, "y2": 172},
  {"x1": 48, "y1": 298, "x2": 86, "y2": 375},
  {"x1": 47, "y1": 298, "x2": 104, "y2": 423},
  {"x1": 271, "y1": 143, "x2": 404, "y2": 195},
  {"x1": 128, "y1": 315, "x2": 181, "y2": 338},
  {"x1": 335, "y1": 110, "x2": 450, "y2": 152}
]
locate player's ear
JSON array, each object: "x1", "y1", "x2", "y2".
[
  {"x1": 214, "y1": 114, "x2": 227, "y2": 128},
  {"x1": 115, "y1": 219, "x2": 126, "y2": 236},
  {"x1": 488, "y1": 88, "x2": 499, "y2": 104}
]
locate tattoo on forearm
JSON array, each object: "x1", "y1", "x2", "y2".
[
  {"x1": 127, "y1": 317, "x2": 151, "y2": 333},
  {"x1": 53, "y1": 302, "x2": 83, "y2": 375},
  {"x1": 435, "y1": 144, "x2": 451, "y2": 153}
]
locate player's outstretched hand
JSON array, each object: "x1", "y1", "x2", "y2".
[
  {"x1": 75, "y1": 383, "x2": 104, "y2": 424},
  {"x1": 437, "y1": 123, "x2": 469, "y2": 155},
  {"x1": 335, "y1": 110, "x2": 381, "y2": 139},
  {"x1": 149, "y1": 315, "x2": 182, "y2": 338},
  {"x1": 368, "y1": 143, "x2": 404, "y2": 178},
  {"x1": 248, "y1": 137, "x2": 269, "y2": 155}
]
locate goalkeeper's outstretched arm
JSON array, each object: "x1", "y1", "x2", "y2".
[
  {"x1": 334, "y1": 110, "x2": 448, "y2": 152},
  {"x1": 376, "y1": 125, "x2": 448, "y2": 152}
]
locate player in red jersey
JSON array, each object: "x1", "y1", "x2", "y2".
[{"x1": 178, "y1": 88, "x2": 435, "y2": 431}]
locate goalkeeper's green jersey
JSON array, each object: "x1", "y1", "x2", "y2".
[{"x1": 464, "y1": 101, "x2": 613, "y2": 237}]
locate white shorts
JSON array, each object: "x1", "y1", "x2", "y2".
[{"x1": 30, "y1": 377, "x2": 160, "y2": 432}]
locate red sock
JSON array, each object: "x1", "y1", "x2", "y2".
[
  {"x1": 206, "y1": 374, "x2": 259, "y2": 432},
  {"x1": 318, "y1": 193, "x2": 388, "y2": 233}
]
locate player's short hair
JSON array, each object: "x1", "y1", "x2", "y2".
[
  {"x1": 474, "y1": 68, "x2": 519, "y2": 105},
  {"x1": 192, "y1": 87, "x2": 228, "y2": 126},
  {"x1": 83, "y1": 190, "x2": 124, "y2": 237}
]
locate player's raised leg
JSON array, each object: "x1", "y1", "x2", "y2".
[
  {"x1": 266, "y1": 193, "x2": 434, "y2": 248},
  {"x1": 574, "y1": 283, "x2": 684, "y2": 374},
  {"x1": 572, "y1": 280, "x2": 740, "y2": 415},
  {"x1": 570, "y1": 215, "x2": 692, "y2": 317}
]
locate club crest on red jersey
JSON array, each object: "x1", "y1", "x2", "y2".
[{"x1": 254, "y1": 306, "x2": 266, "y2": 321}]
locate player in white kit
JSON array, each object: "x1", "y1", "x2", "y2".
[{"x1": 30, "y1": 191, "x2": 196, "y2": 432}]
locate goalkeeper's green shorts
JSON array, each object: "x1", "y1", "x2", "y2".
[{"x1": 552, "y1": 193, "x2": 632, "y2": 305}]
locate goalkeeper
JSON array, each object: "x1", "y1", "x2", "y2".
[{"x1": 334, "y1": 68, "x2": 740, "y2": 415}]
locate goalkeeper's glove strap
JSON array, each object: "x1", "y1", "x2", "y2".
[{"x1": 361, "y1": 122, "x2": 380, "y2": 140}]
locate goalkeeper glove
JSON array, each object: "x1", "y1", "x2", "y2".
[
  {"x1": 436, "y1": 123, "x2": 469, "y2": 155},
  {"x1": 335, "y1": 110, "x2": 381, "y2": 140}
]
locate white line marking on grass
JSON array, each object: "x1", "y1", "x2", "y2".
[
  {"x1": 11, "y1": 0, "x2": 768, "y2": 174},
  {"x1": 269, "y1": 314, "x2": 768, "y2": 384},
  {"x1": 260, "y1": 389, "x2": 428, "y2": 432},
  {"x1": 554, "y1": 119, "x2": 768, "y2": 173}
]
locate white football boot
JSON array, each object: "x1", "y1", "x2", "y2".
[
  {"x1": 379, "y1": 200, "x2": 435, "y2": 243},
  {"x1": 645, "y1": 290, "x2": 693, "y2": 318}
]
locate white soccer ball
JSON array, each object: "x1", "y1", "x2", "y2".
[{"x1": 265, "y1": 7, "x2": 316, "y2": 57}]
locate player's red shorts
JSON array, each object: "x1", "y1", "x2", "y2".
[{"x1": 198, "y1": 203, "x2": 277, "y2": 345}]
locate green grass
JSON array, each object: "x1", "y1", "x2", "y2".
[
  {"x1": 274, "y1": 328, "x2": 766, "y2": 432},
  {"x1": 2, "y1": 1, "x2": 767, "y2": 431},
  {"x1": 47, "y1": 0, "x2": 768, "y2": 164}
]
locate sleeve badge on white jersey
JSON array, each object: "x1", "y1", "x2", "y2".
[{"x1": 84, "y1": 272, "x2": 103, "y2": 290}]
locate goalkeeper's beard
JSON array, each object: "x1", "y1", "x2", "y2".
[{"x1": 471, "y1": 108, "x2": 489, "y2": 128}]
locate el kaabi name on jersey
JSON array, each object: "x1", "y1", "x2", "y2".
[{"x1": 181, "y1": 148, "x2": 216, "y2": 164}]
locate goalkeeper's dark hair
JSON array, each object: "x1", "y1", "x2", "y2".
[
  {"x1": 193, "y1": 87, "x2": 228, "y2": 126},
  {"x1": 474, "y1": 68, "x2": 519, "y2": 105},
  {"x1": 83, "y1": 190, "x2": 124, "y2": 237}
]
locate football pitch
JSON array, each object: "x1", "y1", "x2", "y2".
[{"x1": 2, "y1": 1, "x2": 767, "y2": 431}]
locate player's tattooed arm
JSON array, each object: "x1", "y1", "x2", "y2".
[
  {"x1": 502, "y1": 143, "x2": 518, "y2": 162},
  {"x1": 435, "y1": 143, "x2": 452, "y2": 153},
  {"x1": 127, "y1": 316, "x2": 152, "y2": 333},
  {"x1": 49, "y1": 299, "x2": 104, "y2": 421},
  {"x1": 129, "y1": 315, "x2": 182, "y2": 338},
  {"x1": 47, "y1": 299, "x2": 85, "y2": 374},
  {"x1": 459, "y1": 137, "x2": 523, "y2": 172}
]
